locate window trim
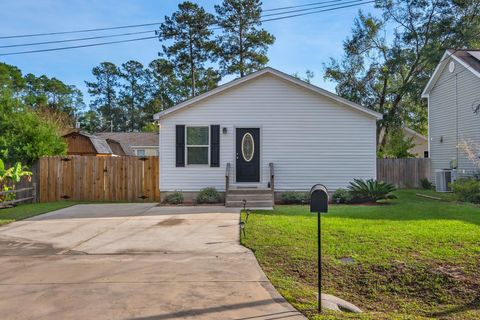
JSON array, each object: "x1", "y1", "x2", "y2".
[{"x1": 185, "y1": 126, "x2": 210, "y2": 166}]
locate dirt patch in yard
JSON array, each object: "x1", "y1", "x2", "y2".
[
  {"x1": 256, "y1": 249, "x2": 480, "y2": 319},
  {"x1": 157, "y1": 218, "x2": 185, "y2": 226}
]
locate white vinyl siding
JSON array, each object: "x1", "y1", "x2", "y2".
[
  {"x1": 159, "y1": 73, "x2": 377, "y2": 192},
  {"x1": 429, "y1": 58, "x2": 480, "y2": 182}
]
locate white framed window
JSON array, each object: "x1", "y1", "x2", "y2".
[
  {"x1": 136, "y1": 149, "x2": 145, "y2": 156},
  {"x1": 186, "y1": 126, "x2": 209, "y2": 165}
]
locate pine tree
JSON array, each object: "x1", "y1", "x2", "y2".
[
  {"x1": 146, "y1": 58, "x2": 183, "y2": 112},
  {"x1": 215, "y1": 0, "x2": 275, "y2": 77},
  {"x1": 85, "y1": 62, "x2": 121, "y2": 131},
  {"x1": 158, "y1": 1, "x2": 218, "y2": 97},
  {"x1": 119, "y1": 60, "x2": 148, "y2": 132}
]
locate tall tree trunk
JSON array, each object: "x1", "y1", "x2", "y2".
[
  {"x1": 107, "y1": 84, "x2": 113, "y2": 131},
  {"x1": 188, "y1": 32, "x2": 195, "y2": 97},
  {"x1": 130, "y1": 80, "x2": 134, "y2": 132},
  {"x1": 376, "y1": 76, "x2": 389, "y2": 146},
  {"x1": 239, "y1": 19, "x2": 244, "y2": 77}
]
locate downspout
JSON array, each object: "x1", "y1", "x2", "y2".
[
  {"x1": 455, "y1": 74, "x2": 459, "y2": 174},
  {"x1": 157, "y1": 120, "x2": 162, "y2": 200}
]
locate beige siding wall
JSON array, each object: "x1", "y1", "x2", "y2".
[
  {"x1": 403, "y1": 130, "x2": 428, "y2": 158},
  {"x1": 132, "y1": 147, "x2": 158, "y2": 156},
  {"x1": 429, "y1": 58, "x2": 480, "y2": 181},
  {"x1": 159, "y1": 73, "x2": 377, "y2": 192}
]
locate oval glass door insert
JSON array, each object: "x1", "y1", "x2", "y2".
[{"x1": 241, "y1": 133, "x2": 254, "y2": 162}]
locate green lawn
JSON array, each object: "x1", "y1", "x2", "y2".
[
  {"x1": 241, "y1": 190, "x2": 480, "y2": 320},
  {"x1": 0, "y1": 202, "x2": 77, "y2": 226}
]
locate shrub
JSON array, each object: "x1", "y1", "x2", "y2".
[
  {"x1": 472, "y1": 171, "x2": 480, "y2": 180},
  {"x1": 0, "y1": 159, "x2": 32, "y2": 203},
  {"x1": 163, "y1": 191, "x2": 183, "y2": 205},
  {"x1": 281, "y1": 191, "x2": 309, "y2": 204},
  {"x1": 348, "y1": 178, "x2": 397, "y2": 203},
  {"x1": 451, "y1": 178, "x2": 480, "y2": 204},
  {"x1": 420, "y1": 178, "x2": 434, "y2": 190},
  {"x1": 332, "y1": 188, "x2": 352, "y2": 204},
  {"x1": 196, "y1": 187, "x2": 222, "y2": 204}
]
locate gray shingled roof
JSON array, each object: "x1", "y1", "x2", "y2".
[
  {"x1": 80, "y1": 131, "x2": 113, "y2": 154},
  {"x1": 96, "y1": 132, "x2": 159, "y2": 147},
  {"x1": 452, "y1": 49, "x2": 480, "y2": 74}
]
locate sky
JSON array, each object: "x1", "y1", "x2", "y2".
[{"x1": 0, "y1": 0, "x2": 380, "y2": 106}]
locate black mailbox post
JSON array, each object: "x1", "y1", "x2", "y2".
[
  {"x1": 310, "y1": 184, "x2": 328, "y2": 213},
  {"x1": 310, "y1": 184, "x2": 328, "y2": 312}
]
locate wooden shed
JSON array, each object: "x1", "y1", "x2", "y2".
[{"x1": 62, "y1": 130, "x2": 132, "y2": 156}]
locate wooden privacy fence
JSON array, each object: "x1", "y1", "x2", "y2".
[
  {"x1": 38, "y1": 156, "x2": 160, "y2": 202},
  {"x1": 0, "y1": 184, "x2": 37, "y2": 208},
  {"x1": 377, "y1": 158, "x2": 431, "y2": 188}
]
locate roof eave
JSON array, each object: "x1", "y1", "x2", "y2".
[
  {"x1": 422, "y1": 50, "x2": 451, "y2": 97},
  {"x1": 423, "y1": 49, "x2": 480, "y2": 97}
]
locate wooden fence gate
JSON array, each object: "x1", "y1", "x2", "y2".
[
  {"x1": 377, "y1": 158, "x2": 431, "y2": 188},
  {"x1": 38, "y1": 156, "x2": 160, "y2": 202}
]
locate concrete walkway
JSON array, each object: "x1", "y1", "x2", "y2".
[{"x1": 0, "y1": 204, "x2": 305, "y2": 320}]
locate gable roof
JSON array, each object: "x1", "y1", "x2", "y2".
[
  {"x1": 69, "y1": 131, "x2": 113, "y2": 154},
  {"x1": 403, "y1": 127, "x2": 427, "y2": 141},
  {"x1": 422, "y1": 49, "x2": 480, "y2": 97},
  {"x1": 63, "y1": 130, "x2": 134, "y2": 155},
  {"x1": 96, "y1": 132, "x2": 158, "y2": 147},
  {"x1": 153, "y1": 67, "x2": 382, "y2": 120}
]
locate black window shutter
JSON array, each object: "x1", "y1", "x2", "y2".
[
  {"x1": 210, "y1": 125, "x2": 220, "y2": 167},
  {"x1": 176, "y1": 125, "x2": 185, "y2": 167}
]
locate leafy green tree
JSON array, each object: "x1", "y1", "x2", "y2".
[
  {"x1": 292, "y1": 70, "x2": 314, "y2": 83},
  {"x1": 85, "y1": 62, "x2": 122, "y2": 131},
  {"x1": 0, "y1": 63, "x2": 25, "y2": 95},
  {"x1": 324, "y1": 0, "x2": 480, "y2": 153},
  {"x1": 215, "y1": 0, "x2": 275, "y2": 77},
  {"x1": 158, "y1": 1, "x2": 218, "y2": 97},
  {"x1": 78, "y1": 109, "x2": 102, "y2": 133},
  {"x1": 378, "y1": 129, "x2": 415, "y2": 159},
  {"x1": 119, "y1": 60, "x2": 148, "y2": 132},
  {"x1": 0, "y1": 63, "x2": 83, "y2": 120},
  {"x1": 0, "y1": 90, "x2": 66, "y2": 165},
  {"x1": 195, "y1": 67, "x2": 221, "y2": 93},
  {"x1": 143, "y1": 59, "x2": 185, "y2": 127},
  {"x1": 146, "y1": 58, "x2": 182, "y2": 111},
  {"x1": 0, "y1": 62, "x2": 76, "y2": 164},
  {"x1": 21, "y1": 74, "x2": 84, "y2": 117},
  {"x1": 141, "y1": 122, "x2": 159, "y2": 133}
]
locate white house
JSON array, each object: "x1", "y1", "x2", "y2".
[
  {"x1": 154, "y1": 67, "x2": 382, "y2": 207},
  {"x1": 422, "y1": 49, "x2": 480, "y2": 187}
]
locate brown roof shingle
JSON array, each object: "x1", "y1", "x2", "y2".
[{"x1": 96, "y1": 132, "x2": 159, "y2": 147}]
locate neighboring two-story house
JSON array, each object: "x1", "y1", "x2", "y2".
[{"x1": 422, "y1": 49, "x2": 480, "y2": 183}]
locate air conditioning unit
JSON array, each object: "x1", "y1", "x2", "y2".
[{"x1": 436, "y1": 169, "x2": 454, "y2": 192}]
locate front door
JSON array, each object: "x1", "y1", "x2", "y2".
[{"x1": 236, "y1": 128, "x2": 260, "y2": 183}]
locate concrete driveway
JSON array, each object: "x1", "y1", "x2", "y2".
[{"x1": 0, "y1": 204, "x2": 305, "y2": 320}]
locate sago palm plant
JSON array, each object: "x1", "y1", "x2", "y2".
[{"x1": 348, "y1": 178, "x2": 397, "y2": 203}]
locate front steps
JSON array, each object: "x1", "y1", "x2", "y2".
[{"x1": 225, "y1": 188, "x2": 274, "y2": 208}]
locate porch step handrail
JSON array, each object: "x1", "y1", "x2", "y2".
[
  {"x1": 269, "y1": 162, "x2": 275, "y2": 197},
  {"x1": 225, "y1": 163, "x2": 231, "y2": 193}
]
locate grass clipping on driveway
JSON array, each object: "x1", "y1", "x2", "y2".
[{"x1": 241, "y1": 190, "x2": 480, "y2": 320}]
